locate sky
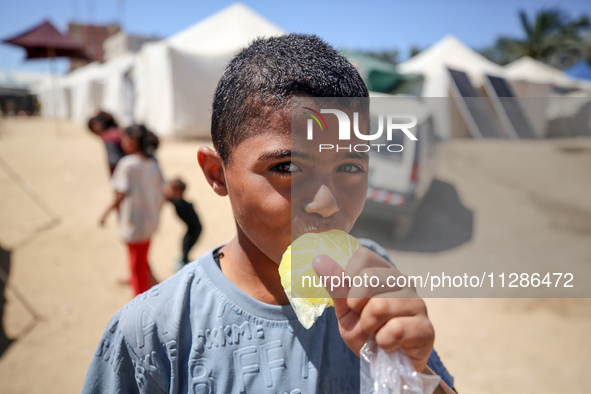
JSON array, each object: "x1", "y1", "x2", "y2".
[{"x1": 1, "y1": 0, "x2": 590, "y2": 74}]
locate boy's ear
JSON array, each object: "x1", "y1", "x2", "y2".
[{"x1": 198, "y1": 147, "x2": 228, "y2": 196}]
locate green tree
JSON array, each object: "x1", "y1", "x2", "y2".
[
  {"x1": 480, "y1": 8, "x2": 590, "y2": 66},
  {"x1": 409, "y1": 45, "x2": 422, "y2": 58},
  {"x1": 358, "y1": 49, "x2": 399, "y2": 65},
  {"x1": 517, "y1": 8, "x2": 589, "y2": 60}
]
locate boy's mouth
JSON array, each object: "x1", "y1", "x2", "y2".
[{"x1": 292, "y1": 221, "x2": 345, "y2": 240}]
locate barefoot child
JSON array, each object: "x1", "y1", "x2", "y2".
[
  {"x1": 84, "y1": 34, "x2": 454, "y2": 393},
  {"x1": 99, "y1": 124, "x2": 165, "y2": 296},
  {"x1": 165, "y1": 177, "x2": 202, "y2": 269}
]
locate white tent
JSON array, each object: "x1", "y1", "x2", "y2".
[
  {"x1": 32, "y1": 64, "x2": 103, "y2": 122},
  {"x1": 32, "y1": 75, "x2": 70, "y2": 119},
  {"x1": 62, "y1": 62, "x2": 104, "y2": 125},
  {"x1": 398, "y1": 35, "x2": 506, "y2": 139},
  {"x1": 100, "y1": 52, "x2": 135, "y2": 127},
  {"x1": 134, "y1": 3, "x2": 285, "y2": 138},
  {"x1": 505, "y1": 57, "x2": 578, "y2": 88},
  {"x1": 398, "y1": 35, "x2": 505, "y2": 97},
  {"x1": 32, "y1": 54, "x2": 135, "y2": 126},
  {"x1": 0, "y1": 70, "x2": 49, "y2": 90},
  {"x1": 504, "y1": 57, "x2": 591, "y2": 137}
]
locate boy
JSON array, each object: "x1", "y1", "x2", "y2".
[
  {"x1": 83, "y1": 34, "x2": 454, "y2": 393},
  {"x1": 165, "y1": 177, "x2": 202, "y2": 270}
]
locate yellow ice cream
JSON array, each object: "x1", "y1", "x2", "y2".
[{"x1": 279, "y1": 230, "x2": 361, "y2": 329}]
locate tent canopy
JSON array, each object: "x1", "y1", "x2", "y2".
[
  {"x1": 134, "y1": 2, "x2": 286, "y2": 138},
  {"x1": 340, "y1": 49, "x2": 422, "y2": 94},
  {"x1": 504, "y1": 57, "x2": 577, "y2": 87},
  {"x1": 167, "y1": 2, "x2": 284, "y2": 54},
  {"x1": 398, "y1": 35, "x2": 505, "y2": 96},
  {"x1": 3, "y1": 20, "x2": 89, "y2": 60},
  {"x1": 397, "y1": 35, "x2": 506, "y2": 140}
]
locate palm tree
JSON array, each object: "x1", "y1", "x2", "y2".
[
  {"x1": 480, "y1": 8, "x2": 589, "y2": 67},
  {"x1": 517, "y1": 8, "x2": 589, "y2": 61}
]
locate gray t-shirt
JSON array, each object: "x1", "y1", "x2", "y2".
[{"x1": 82, "y1": 242, "x2": 453, "y2": 393}]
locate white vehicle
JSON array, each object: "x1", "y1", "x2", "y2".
[{"x1": 360, "y1": 94, "x2": 438, "y2": 239}]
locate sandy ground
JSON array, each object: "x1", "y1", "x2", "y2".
[{"x1": 0, "y1": 117, "x2": 590, "y2": 393}]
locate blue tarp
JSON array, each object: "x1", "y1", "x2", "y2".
[{"x1": 564, "y1": 60, "x2": 591, "y2": 81}]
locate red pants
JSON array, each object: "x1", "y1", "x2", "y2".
[{"x1": 126, "y1": 240, "x2": 153, "y2": 296}]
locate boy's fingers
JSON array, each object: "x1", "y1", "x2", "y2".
[
  {"x1": 374, "y1": 315, "x2": 434, "y2": 372},
  {"x1": 357, "y1": 297, "x2": 426, "y2": 336},
  {"x1": 311, "y1": 254, "x2": 349, "y2": 299},
  {"x1": 312, "y1": 254, "x2": 365, "y2": 351},
  {"x1": 374, "y1": 315, "x2": 434, "y2": 353},
  {"x1": 346, "y1": 247, "x2": 396, "y2": 276},
  {"x1": 311, "y1": 254, "x2": 350, "y2": 319}
]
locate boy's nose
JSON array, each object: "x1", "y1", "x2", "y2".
[{"x1": 304, "y1": 185, "x2": 340, "y2": 218}]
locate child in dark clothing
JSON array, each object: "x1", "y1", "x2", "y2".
[{"x1": 165, "y1": 177, "x2": 202, "y2": 269}]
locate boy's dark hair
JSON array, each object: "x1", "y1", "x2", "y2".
[
  {"x1": 124, "y1": 124, "x2": 159, "y2": 157},
  {"x1": 211, "y1": 33, "x2": 369, "y2": 165},
  {"x1": 88, "y1": 110, "x2": 118, "y2": 132},
  {"x1": 169, "y1": 177, "x2": 187, "y2": 193}
]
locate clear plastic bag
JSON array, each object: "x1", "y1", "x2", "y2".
[{"x1": 360, "y1": 338, "x2": 440, "y2": 394}]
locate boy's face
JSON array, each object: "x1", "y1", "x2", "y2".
[{"x1": 223, "y1": 109, "x2": 368, "y2": 264}]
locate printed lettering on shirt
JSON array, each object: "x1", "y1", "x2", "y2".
[
  {"x1": 163, "y1": 297, "x2": 183, "y2": 335},
  {"x1": 216, "y1": 302, "x2": 226, "y2": 318},
  {"x1": 300, "y1": 348, "x2": 315, "y2": 380},
  {"x1": 166, "y1": 340, "x2": 178, "y2": 361},
  {"x1": 194, "y1": 321, "x2": 266, "y2": 355},
  {"x1": 94, "y1": 332, "x2": 126, "y2": 374},
  {"x1": 189, "y1": 355, "x2": 215, "y2": 393},
  {"x1": 138, "y1": 285, "x2": 160, "y2": 301},
  {"x1": 133, "y1": 359, "x2": 148, "y2": 390},
  {"x1": 140, "y1": 351, "x2": 160, "y2": 373},
  {"x1": 135, "y1": 304, "x2": 157, "y2": 349},
  {"x1": 232, "y1": 341, "x2": 289, "y2": 392},
  {"x1": 233, "y1": 346, "x2": 259, "y2": 393},
  {"x1": 259, "y1": 340, "x2": 286, "y2": 388},
  {"x1": 94, "y1": 337, "x2": 111, "y2": 359}
]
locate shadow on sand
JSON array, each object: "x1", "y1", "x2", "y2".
[
  {"x1": 0, "y1": 245, "x2": 14, "y2": 357},
  {"x1": 352, "y1": 179, "x2": 474, "y2": 253}
]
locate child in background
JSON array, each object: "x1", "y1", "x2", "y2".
[
  {"x1": 99, "y1": 124, "x2": 165, "y2": 296},
  {"x1": 165, "y1": 177, "x2": 202, "y2": 270},
  {"x1": 87, "y1": 111, "x2": 124, "y2": 176}
]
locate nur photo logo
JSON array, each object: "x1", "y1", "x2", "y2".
[{"x1": 304, "y1": 107, "x2": 418, "y2": 153}]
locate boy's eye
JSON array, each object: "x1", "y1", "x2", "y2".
[
  {"x1": 271, "y1": 162, "x2": 301, "y2": 174},
  {"x1": 338, "y1": 164, "x2": 364, "y2": 173}
]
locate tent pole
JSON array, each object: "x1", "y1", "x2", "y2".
[{"x1": 48, "y1": 47, "x2": 60, "y2": 136}]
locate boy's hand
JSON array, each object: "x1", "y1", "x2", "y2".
[{"x1": 312, "y1": 248, "x2": 434, "y2": 372}]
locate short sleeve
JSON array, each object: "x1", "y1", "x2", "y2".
[
  {"x1": 110, "y1": 159, "x2": 130, "y2": 193},
  {"x1": 82, "y1": 313, "x2": 139, "y2": 393},
  {"x1": 82, "y1": 312, "x2": 166, "y2": 394}
]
